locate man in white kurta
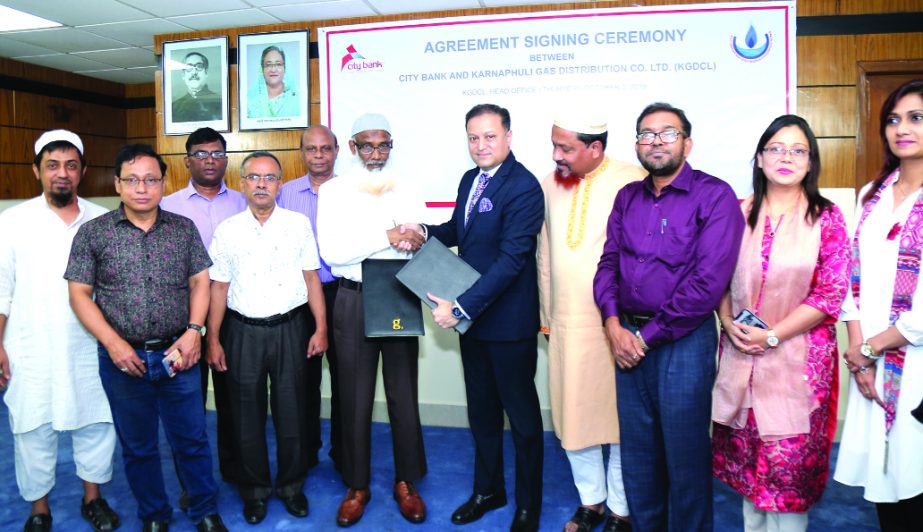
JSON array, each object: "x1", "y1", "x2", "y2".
[
  {"x1": 537, "y1": 118, "x2": 645, "y2": 532},
  {"x1": 316, "y1": 113, "x2": 429, "y2": 526},
  {"x1": 0, "y1": 130, "x2": 119, "y2": 532}
]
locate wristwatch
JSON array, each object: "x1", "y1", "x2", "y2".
[
  {"x1": 860, "y1": 341, "x2": 882, "y2": 360},
  {"x1": 187, "y1": 323, "x2": 206, "y2": 337},
  {"x1": 766, "y1": 330, "x2": 780, "y2": 348},
  {"x1": 451, "y1": 305, "x2": 464, "y2": 320}
]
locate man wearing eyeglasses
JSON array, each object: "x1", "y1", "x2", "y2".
[
  {"x1": 173, "y1": 51, "x2": 221, "y2": 123},
  {"x1": 206, "y1": 151, "x2": 327, "y2": 525},
  {"x1": 593, "y1": 103, "x2": 744, "y2": 532},
  {"x1": 161, "y1": 127, "x2": 246, "y2": 495},
  {"x1": 316, "y1": 113, "x2": 429, "y2": 527},
  {"x1": 277, "y1": 125, "x2": 343, "y2": 473},
  {"x1": 66, "y1": 144, "x2": 226, "y2": 532}
]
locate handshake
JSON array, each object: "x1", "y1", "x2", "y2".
[{"x1": 387, "y1": 223, "x2": 425, "y2": 252}]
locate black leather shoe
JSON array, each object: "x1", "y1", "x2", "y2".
[
  {"x1": 23, "y1": 514, "x2": 52, "y2": 532},
  {"x1": 451, "y1": 492, "x2": 507, "y2": 524},
  {"x1": 601, "y1": 514, "x2": 632, "y2": 532},
  {"x1": 243, "y1": 498, "x2": 268, "y2": 524},
  {"x1": 196, "y1": 513, "x2": 227, "y2": 532},
  {"x1": 566, "y1": 506, "x2": 605, "y2": 532},
  {"x1": 81, "y1": 497, "x2": 120, "y2": 531},
  {"x1": 142, "y1": 521, "x2": 169, "y2": 532},
  {"x1": 510, "y1": 508, "x2": 540, "y2": 532},
  {"x1": 281, "y1": 493, "x2": 309, "y2": 518}
]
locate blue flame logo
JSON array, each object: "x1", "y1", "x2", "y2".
[{"x1": 731, "y1": 24, "x2": 772, "y2": 62}]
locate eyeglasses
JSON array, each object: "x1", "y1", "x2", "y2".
[
  {"x1": 356, "y1": 142, "x2": 392, "y2": 155},
  {"x1": 262, "y1": 62, "x2": 284, "y2": 71},
  {"x1": 183, "y1": 63, "x2": 206, "y2": 74},
  {"x1": 188, "y1": 150, "x2": 227, "y2": 160},
  {"x1": 118, "y1": 177, "x2": 164, "y2": 188},
  {"x1": 303, "y1": 146, "x2": 335, "y2": 155},
  {"x1": 636, "y1": 130, "x2": 683, "y2": 145},
  {"x1": 762, "y1": 146, "x2": 810, "y2": 159},
  {"x1": 243, "y1": 174, "x2": 281, "y2": 183}
]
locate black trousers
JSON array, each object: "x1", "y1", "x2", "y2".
[
  {"x1": 199, "y1": 341, "x2": 238, "y2": 483},
  {"x1": 459, "y1": 335, "x2": 544, "y2": 512},
  {"x1": 333, "y1": 284, "x2": 427, "y2": 488},
  {"x1": 221, "y1": 305, "x2": 310, "y2": 500},
  {"x1": 304, "y1": 281, "x2": 341, "y2": 468},
  {"x1": 877, "y1": 490, "x2": 923, "y2": 532}
]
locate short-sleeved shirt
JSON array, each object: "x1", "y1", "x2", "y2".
[
  {"x1": 64, "y1": 206, "x2": 212, "y2": 343},
  {"x1": 209, "y1": 206, "x2": 320, "y2": 318}
]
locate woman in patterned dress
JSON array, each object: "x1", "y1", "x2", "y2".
[
  {"x1": 835, "y1": 79, "x2": 923, "y2": 532},
  {"x1": 712, "y1": 114, "x2": 850, "y2": 532}
]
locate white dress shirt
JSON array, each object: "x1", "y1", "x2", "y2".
[
  {"x1": 0, "y1": 196, "x2": 112, "y2": 434},
  {"x1": 316, "y1": 166, "x2": 428, "y2": 282},
  {"x1": 209, "y1": 206, "x2": 320, "y2": 318}
]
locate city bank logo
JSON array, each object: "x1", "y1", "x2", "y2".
[
  {"x1": 730, "y1": 24, "x2": 772, "y2": 62},
  {"x1": 340, "y1": 44, "x2": 383, "y2": 71}
]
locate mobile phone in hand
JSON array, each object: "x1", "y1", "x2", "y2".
[
  {"x1": 162, "y1": 349, "x2": 184, "y2": 378},
  {"x1": 734, "y1": 308, "x2": 768, "y2": 329}
]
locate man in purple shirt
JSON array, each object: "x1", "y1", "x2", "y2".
[
  {"x1": 593, "y1": 103, "x2": 744, "y2": 532},
  {"x1": 276, "y1": 125, "x2": 342, "y2": 471},
  {"x1": 161, "y1": 127, "x2": 246, "y2": 487}
]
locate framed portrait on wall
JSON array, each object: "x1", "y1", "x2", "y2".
[
  {"x1": 162, "y1": 36, "x2": 229, "y2": 135},
  {"x1": 238, "y1": 30, "x2": 309, "y2": 131}
]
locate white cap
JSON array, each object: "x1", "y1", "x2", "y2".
[
  {"x1": 351, "y1": 113, "x2": 391, "y2": 136},
  {"x1": 34, "y1": 129, "x2": 84, "y2": 155},
  {"x1": 553, "y1": 115, "x2": 607, "y2": 135}
]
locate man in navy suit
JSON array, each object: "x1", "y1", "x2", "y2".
[{"x1": 422, "y1": 103, "x2": 545, "y2": 532}]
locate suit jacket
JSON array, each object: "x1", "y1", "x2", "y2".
[
  {"x1": 172, "y1": 86, "x2": 221, "y2": 123},
  {"x1": 426, "y1": 151, "x2": 544, "y2": 341}
]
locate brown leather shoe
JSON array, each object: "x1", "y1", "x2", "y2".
[
  {"x1": 336, "y1": 488, "x2": 371, "y2": 527},
  {"x1": 393, "y1": 480, "x2": 426, "y2": 523}
]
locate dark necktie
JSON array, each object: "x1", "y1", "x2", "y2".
[{"x1": 466, "y1": 171, "x2": 491, "y2": 226}]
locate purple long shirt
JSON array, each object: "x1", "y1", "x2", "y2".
[
  {"x1": 593, "y1": 163, "x2": 744, "y2": 348},
  {"x1": 160, "y1": 180, "x2": 247, "y2": 249},
  {"x1": 276, "y1": 174, "x2": 335, "y2": 283}
]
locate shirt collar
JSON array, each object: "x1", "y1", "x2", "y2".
[
  {"x1": 643, "y1": 161, "x2": 692, "y2": 195},
  {"x1": 182, "y1": 179, "x2": 229, "y2": 199},
  {"x1": 115, "y1": 204, "x2": 165, "y2": 227}
]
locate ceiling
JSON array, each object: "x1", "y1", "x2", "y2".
[{"x1": 0, "y1": 0, "x2": 588, "y2": 85}]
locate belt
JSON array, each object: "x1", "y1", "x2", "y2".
[
  {"x1": 128, "y1": 328, "x2": 185, "y2": 351},
  {"x1": 228, "y1": 305, "x2": 305, "y2": 327},
  {"x1": 339, "y1": 278, "x2": 361, "y2": 291},
  {"x1": 622, "y1": 313, "x2": 654, "y2": 329}
]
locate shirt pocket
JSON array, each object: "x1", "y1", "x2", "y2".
[{"x1": 658, "y1": 225, "x2": 697, "y2": 269}]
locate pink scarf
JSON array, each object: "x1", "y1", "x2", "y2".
[{"x1": 713, "y1": 195, "x2": 821, "y2": 440}]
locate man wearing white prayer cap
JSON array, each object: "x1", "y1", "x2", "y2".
[
  {"x1": 537, "y1": 113, "x2": 645, "y2": 532},
  {"x1": 0, "y1": 129, "x2": 120, "y2": 532},
  {"x1": 316, "y1": 112, "x2": 428, "y2": 526}
]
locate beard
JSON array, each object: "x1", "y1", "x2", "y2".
[
  {"x1": 638, "y1": 148, "x2": 685, "y2": 177},
  {"x1": 48, "y1": 189, "x2": 73, "y2": 208},
  {"x1": 553, "y1": 167, "x2": 583, "y2": 189}
]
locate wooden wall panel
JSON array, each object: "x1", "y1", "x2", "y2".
[
  {"x1": 0, "y1": 57, "x2": 123, "y2": 97},
  {"x1": 795, "y1": 0, "x2": 838, "y2": 16},
  {"x1": 857, "y1": 33, "x2": 923, "y2": 62},
  {"x1": 0, "y1": 125, "x2": 35, "y2": 163},
  {"x1": 12, "y1": 93, "x2": 126, "y2": 138},
  {"x1": 817, "y1": 138, "x2": 856, "y2": 189},
  {"x1": 0, "y1": 89, "x2": 12, "y2": 126},
  {"x1": 797, "y1": 86, "x2": 856, "y2": 137},
  {"x1": 797, "y1": 35, "x2": 856, "y2": 86},
  {"x1": 839, "y1": 0, "x2": 923, "y2": 15},
  {"x1": 127, "y1": 108, "x2": 156, "y2": 144},
  {"x1": 0, "y1": 165, "x2": 39, "y2": 198}
]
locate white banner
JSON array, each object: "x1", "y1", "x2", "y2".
[{"x1": 319, "y1": 1, "x2": 796, "y2": 203}]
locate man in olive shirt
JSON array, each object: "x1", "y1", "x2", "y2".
[{"x1": 65, "y1": 144, "x2": 225, "y2": 532}]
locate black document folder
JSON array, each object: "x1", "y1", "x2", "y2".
[
  {"x1": 361, "y1": 259, "x2": 424, "y2": 337},
  {"x1": 395, "y1": 238, "x2": 481, "y2": 334}
]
